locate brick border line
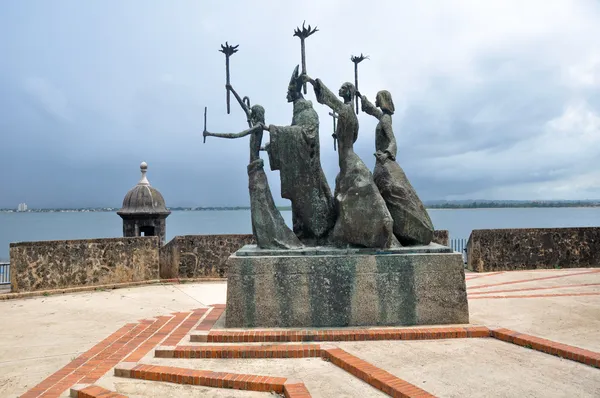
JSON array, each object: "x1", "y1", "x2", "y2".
[
  {"x1": 70, "y1": 384, "x2": 127, "y2": 398},
  {"x1": 40, "y1": 319, "x2": 160, "y2": 396},
  {"x1": 491, "y1": 328, "x2": 600, "y2": 368},
  {"x1": 162, "y1": 308, "x2": 208, "y2": 346},
  {"x1": 0, "y1": 278, "x2": 226, "y2": 300},
  {"x1": 468, "y1": 282, "x2": 600, "y2": 295},
  {"x1": 196, "y1": 304, "x2": 225, "y2": 331},
  {"x1": 20, "y1": 323, "x2": 137, "y2": 398},
  {"x1": 151, "y1": 343, "x2": 437, "y2": 397},
  {"x1": 156, "y1": 344, "x2": 322, "y2": 359},
  {"x1": 124, "y1": 312, "x2": 191, "y2": 362},
  {"x1": 468, "y1": 269, "x2": 600, "y2": 291},
  {"x1": 116, "y1": 352, "x2": 434, "y2": 398},
  {"x1": 21, "y1": 310, "x2": 204, "y2": 398},
  {"x1": 75, "y1": 318, "x2": 169, "y2": 385},
  {"x1": 322, "y1": 346, "x2": 435, "y2": 397},
  {"x1": 192, "y1": 326, "x2": 491, "y2": 343},
  {"x1": 114, "y1": 363, "x2": 291, "y2": 394},
  {"x1": 469, "y1": 292, "x2": 600, "y2": 300}
]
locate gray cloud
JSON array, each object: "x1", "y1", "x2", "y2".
[{"x1": 1, "y1": 0, "x2": 600, "y2": 208}]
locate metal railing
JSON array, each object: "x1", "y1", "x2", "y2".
[
  {"x1": 450, "y1": 238, "x2": 468, "y2": 265},
  {"x1": 0, "y1": 262, "x2": 9, "y2": 285}
]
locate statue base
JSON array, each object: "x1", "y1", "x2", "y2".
[{"x1": 225, "y1": 244, "x2": 469, "y2": 328}]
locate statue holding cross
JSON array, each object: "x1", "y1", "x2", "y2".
[{"x1": 263, "y1": 65, "x2": 336, "y2": 244}]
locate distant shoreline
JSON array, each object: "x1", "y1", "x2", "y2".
[{"x1": 2, "y1": 202, "x2": 600, "y2": 213}]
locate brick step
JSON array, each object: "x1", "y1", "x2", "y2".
[
  {"x1": 70, "y1": 384, "x2": 127, "y2": 398},
  {"x1": 114, "y1": 363, "x2": 309, "y2": 396},
  {"x1": 321, "y1": 347, "x2": 435, "y2": 397},
  {"x1": 190, "y1": 325, "x2": 491, "y2": 343},
  {"x1": 150, "y1": 343, "x2": 438, "y2": 396},
  {"x1": 158, "y1": 340, "x2": 325, "y2": 348},
  {"x1": 492, "y1": 328, "x2": 600, "y2": 368},
  {"x1": 116, "y1": 342, "x2": 438, "y2": 398},
  {"x1": 155, "y1": 344, "x2": 322, "y2": 359}
]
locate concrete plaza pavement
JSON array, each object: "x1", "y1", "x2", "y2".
[{"x1": 0, "y1": 269, "x2": 599, "y2": 397}]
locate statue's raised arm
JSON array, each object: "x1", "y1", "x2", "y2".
[
  {"x1": 358, "y1": 93, "x2": 383, "y2": 119},
  {"x1": 226, "y1": 84, "x2": 252, "y2": 125},
  {"x1": 303, "y1": 75, "x2": 345, "y2": 114},
  {"x1": 203, "y1": 124, "x2": 262, "y2": 140}
]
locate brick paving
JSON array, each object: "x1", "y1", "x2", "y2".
[
  {"x1": 14, "y1": 269, "x2": 600, "y2": 397},
  {"x1": 20, "y1": 308, "x2": 209, "y2": 398}
]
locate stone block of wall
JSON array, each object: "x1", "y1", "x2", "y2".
[
  {"x1": 10, "y1": 237, "x2": 159, "y2": 292},
  {"x1": 159, "y1": 237, "x2": 179, "y2": 279},
  {"x1": 432, "y1": 230, "x2": 449, "y2": 246},
  {"x1": 159, "y1": 234, "x2": 255, "y2": 278},
  {"x1": 467, "y1": 227, "x2": 600, "y2": 272}
]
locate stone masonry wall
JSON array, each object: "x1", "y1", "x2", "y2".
[
  {"x1": 10, "y1": 237, "x2": 159, "y2": 292},
  {"x1": 8, "y1": 229, "x2": 452, "y2": 291},
  {"x1": 160, "y1": 234, "x2": 256, "y2": 278},
  {"x1": 467, "y1": 227, "x2": 600, "y2": 272}
]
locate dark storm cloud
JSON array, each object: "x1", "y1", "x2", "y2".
[{"x1": 1, "y1": 0, "x2": 600, "y2": 208}]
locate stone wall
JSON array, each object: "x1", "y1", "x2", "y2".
[
  {"x1": 159, "y1": 234, "x2": 256, "y2": 278},
  {"x1": 10, "y1": 237, "x2": 159, "y2": 292},
  {"x1": 8, "y1": 230, "x2": 453, "y2": 292},
  {"x1": 467, "y1": 227, "x2": 600, "y2": 272}
]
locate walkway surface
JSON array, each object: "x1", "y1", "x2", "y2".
[{"x1": 0, "y1": 269, "x2": 599, "y2": 397}]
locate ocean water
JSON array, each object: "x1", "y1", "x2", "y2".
[{"x1": 1, "y1": 207, "x2": 600, "y2": 261}]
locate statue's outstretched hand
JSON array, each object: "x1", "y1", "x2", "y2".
[{"x1": 300, "y1": 73, "x2": 314, "y2": 85}]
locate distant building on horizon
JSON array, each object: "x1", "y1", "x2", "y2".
[{"x1": 17, "y1": 203, "x2": 28, "y2": 212}]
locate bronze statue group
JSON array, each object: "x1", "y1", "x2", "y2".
[{"x1": 204, "y1": 28, "x2": 434, "y2": 250}]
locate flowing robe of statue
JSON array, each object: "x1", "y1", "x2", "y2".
[
  {"x1": 311, "y1": 80, "x2": 396, "y2": 248},
  {"x1": 247, "y1": 157, "x2": 303, "y2": 249},
  {"x1": 205, "y1": 120, "x2": 302, "y2": 250},
  {"x1": 361, "y1": 96, "x2": 434, "y2": 246},
  {"x1": 267, "y1": 98, "x2": 336, "y2": 244}
]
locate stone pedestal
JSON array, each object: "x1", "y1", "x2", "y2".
[{"x1": 225, "y1": 244, "x2": 469, "y2": 328}]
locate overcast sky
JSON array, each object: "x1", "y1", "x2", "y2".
[{"x1": 1, "y1": 0, "x2": 599, "y2": 208}]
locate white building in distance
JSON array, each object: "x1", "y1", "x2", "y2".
[{"x1": 17, "y1": 203, "x2": 28, "y2": 212}]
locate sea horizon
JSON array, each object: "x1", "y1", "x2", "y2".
[
  {"x1": 2, "y1": 207, "x2": 600, "y2": 261},
  {"x1": 3, "y1": 198, "x2": 600, "y2": 213}
]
